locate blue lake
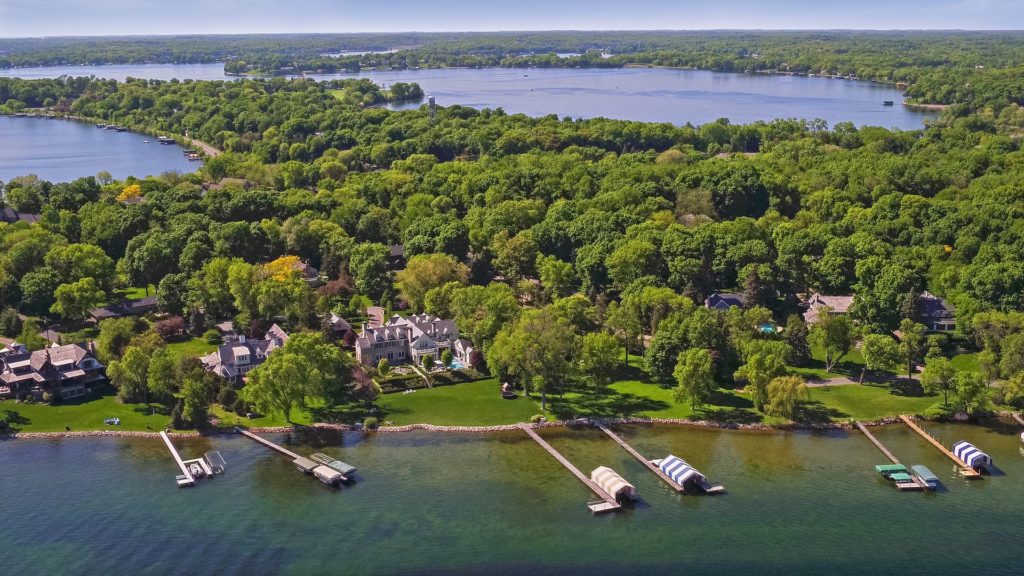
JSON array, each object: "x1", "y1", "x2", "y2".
[
  {"x1": 4, "y1": 63, "x2": 937, "y2": 129},
  {"x1": 0, "y1": 116, "x2": 197, "y2": 183}
]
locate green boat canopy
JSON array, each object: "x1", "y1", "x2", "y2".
[
  {"x1": 890, "y1": 473, "x2": 913, "y2": 482},
  {"x1": 875, "y1": 464, "x2": 908, "y2": 474}
]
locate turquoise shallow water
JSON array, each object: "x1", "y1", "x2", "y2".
[{"x1": 1, "y1": 421, "x2": 1021, "y2": 575}]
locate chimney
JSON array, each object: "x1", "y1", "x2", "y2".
[{"x1": 239, "y1": 335, "x2": 246, "y2": 344}]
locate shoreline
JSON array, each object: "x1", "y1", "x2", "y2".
[{"x1": 0, "y1": 414, "x2": 931, "y2": 441}]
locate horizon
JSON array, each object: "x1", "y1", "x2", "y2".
[{"x1": 2, "y1": 0, "x2": 1023, "y2": 37}]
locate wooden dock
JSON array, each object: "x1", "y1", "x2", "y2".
[
  {"x1": 236, "y1": 428, "x2": 302, "y2": 459},
  {"x1": 519, "y1": 424, "x2": 621, "y2": 514},
  {"x1": 855, "y1": 422, "x2": 927, "y2": 490},
  {"x1": 1011, "y1": 413, "x2": 1024, "y2": 427},
  {"x1": 854, "y1": 421, "x2": 900, "y2": 464},
  {"x1": 595, "y1": 422, "x2": 684, "y2": 493},
  {"x1": 160, "y1": 431, "x2": 194, "y2": 487},
  {"x1": 898, "y1": 415, "x2": 982, "y2": 478}
]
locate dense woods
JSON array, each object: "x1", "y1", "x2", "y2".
[{"x1": 5, "y1": 32, "x2": 1024, "y2": 422}]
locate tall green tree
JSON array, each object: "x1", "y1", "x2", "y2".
[
  {"x1": 734, "y1": 351, "x2": 786, "y2": 411},
  {"x1": 898, "y1": 319, "x2": 927, "y2": 380},
  {"x1": 808, "y1": 311, "x2": 855, "y2": 372},
  {"x1": 860, "y1": 334, "x2": 901, "y2": 384},
  {"x1": 954, "y1": 371, "x2": 988, "y2": 415},
  {"x1": 50, "y1": 277, "x2": 105, "y2": 321},
  {"x1": 395, "y1": 253, "x2": 468, "y2": 310},
  {"x1": 576, "y1": 331, "x2": 621, "y2": 390},
  {"x1": 672, "y1": 348, "x2": 715, "y2": 409},
  {"x1": 107, "y1": 345, "x2": 149, "y2": 403},
  {"x1": 488, "y1": 307, "x2": 575, "y2": 411},
  {"x1": 921, "y1": 356, "x2": 957, "y2": 406}
]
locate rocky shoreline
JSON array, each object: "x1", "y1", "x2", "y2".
[{"x1": 0, "y1": 415, "x2": 921, "y2": 441}]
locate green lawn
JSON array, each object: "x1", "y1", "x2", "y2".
[
  {"x1": 1, "y1": 386, "x2": 168, "y2": 432},
  {"x1": 950, "y1": 353, "x2": 979, "y2": 372},
  {"x1": 209, "y1": 404, "x2": 314, "y2": 429},
  {"x1": 114, "y1": 285, "x2": 156, "y2": 300},
  {"x1": 806, "y1": 383, "x2": 940, "y2": 421},
  {"x1": 165, "y1": 335, "x2": 218, "y2": 358},
  {"x1": 376, "y1": 378, "x2": 538, "y2": 425}
]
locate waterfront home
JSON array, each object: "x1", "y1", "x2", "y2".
[
  {"x1": 354, "y1": 313, "x2": 473, "y2": 367},
  {"x1": 293, "y1": 260, "x2": 322, "y2": 287},
  {"x1": 802, "y1": 293, "x2": 854, "y2": 324},
  {"x1": 388, "y1": 244, "x2": 406, "y2": 270},
  {"x1": 89, "y1": 295, "x2": 159, "y2": 322},
  {"x1": 704, "y1": 292, "x2": 747, "y2": 311},
  {"x1": 1, "y1": 207, "x2": 41, "y2": 224},
  {"x1": 803, "y1": 291, "x2": 955, "y2": 331},
  {"x1": 919, "y1": 291, "x2": 956, "y2": 331},
  {"x1": 200, "y1": 324, "x2": 289, "y2": 385},
  {"x1": 0, "y1": 341, "x2": 106, "y2": 400}
]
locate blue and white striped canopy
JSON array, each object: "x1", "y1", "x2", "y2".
[
  {"x1": 658, "y1": 455, "x2": 706, "y2": 487},
  {"x1": 952, "y1": 440, "x2": 992, "y2": 470}
]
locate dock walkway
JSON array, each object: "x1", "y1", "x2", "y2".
[
  {"x1": 595, "y1": 422, "x2": 684, "y2": 493},
  {"x1": 854, "y1": 421, "x2": 900, "y2": 464},
  {"x1": 519, "y1": 424, "x2": 620, "y2": 513},
  {"x1": 236, "y1": 428, "x2": 302, "y2": 460},
  {"x1": 1011, "y1": 413, "x2": 1024, "y2": 427},
  {"x1": 160, "y1": 430, "x2": 194, "y2": 486},
  {"x1": 898, "y1": 415, "x2": 981, "y2": 478}
]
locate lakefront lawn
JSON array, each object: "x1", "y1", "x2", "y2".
[{"x1": 0, "y1": 386, "x2": 168, "y2": 433}]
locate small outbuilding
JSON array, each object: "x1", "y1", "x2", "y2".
[
  {"x1": 590, "y1": 466, "x2": 636, "y2": 503},
  {"x1": 952, "y1": 441, "x2": 992, "y2": 472}
]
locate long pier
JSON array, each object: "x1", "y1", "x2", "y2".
[
  {"x1": 236, "y1": 428, "x2": 302, "y2": 459},
  {"x1": 519, "y1": 424, "x2": 621, "y2": 513},
  {"x1": 898, "y1": 415, "x2": 981, "y2": 478},
  {"x1": 595, "y1": 422, "x2": 685, "y2": 493},
  {"x1": 160, "y1": 431, "x2": 194, "y2": 486},
  {"x1": 854, "y1": 421, "x2": 900, "y2": 464}
]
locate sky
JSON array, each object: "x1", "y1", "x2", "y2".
[{"x1": 1, "y1": 0, "x2": 1023, "y2": 37}]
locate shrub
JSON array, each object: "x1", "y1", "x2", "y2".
[
  {"x1": 41, "y1": 391, "x2": 55, "y2": 404},
  {"x1": 363, "y1": 416, "x2": 379, "y2": 429},
  {"x1": 203, "y1": 329, "x2": 222, "y2": 345},
  {"x1": 0, "y1": 419, "x2": 8, "y2": 432},
  {"x1": 170, "y1": 401, "x2": 186, "y2": 429},
  {"x1": 218, "y1": 385, "x2": 237, "y2": 408},
  {"x1": 0, "y1": 307, "x2": 22, "y2": 337},
  {"x1": 154, "y1": 316, "x2": 185, "y2": 340},
  {"x1": 529, "y1": 414, "x2": 545, "y2": 423},
  {"x1": 232, "y1": 398, "x2": 245, "y2": 414},
  {"x1": 440, "y1": 349, "x2": 453, "y2": 367}
]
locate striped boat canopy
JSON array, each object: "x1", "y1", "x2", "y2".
[
  {"x1": 658, "y1": 455, "x2": 707, "y2": 488},
  {"x1": 952, "y1": 441, "x2": 992, "y2": 471},
  {"x1": 590, "y1": 466, "x2": 636, "y2": 501}
]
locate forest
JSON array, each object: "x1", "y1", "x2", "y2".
[{"x1": 3, "y1": 58, "x2": 1024, "y2": 426}]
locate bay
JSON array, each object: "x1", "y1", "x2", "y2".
[{"x1": 1, "y1": 421, "x2": 1019, "y2": 575}]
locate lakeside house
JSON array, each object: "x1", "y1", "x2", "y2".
[
  {"x1": 803, "y1": 291, "x2": 956, "y2": 331},
  {"x1": 89, "y1": 295, "x2": 159, "y2": 322},
  {"x1": 1, "y1": 207, "x2": 41, "y2": 224},
  {"x1": 293, "y1": 260, "x2": 322, "y2": 287},
  {"x1": 802, "y1": 294, "x2": 854, "y2": 324},
  {"x1": 388, "y1": 244, "x2": 406, "y2": 270},
  {"x1": 200, "y1": 324, "x2": 289, "y2": 385},
  {"x1": 326, "y1": 312, "x2": 353, "y2": 341},
  {"x1": 0, "y1": 341, "x2": 106, "y2": 400},
  {"x1": 704, "y1": 292, "x2": 747, "y2": 311},
  {"x1": 354, "y1": 313, "x2": 473, "y2": 367}
]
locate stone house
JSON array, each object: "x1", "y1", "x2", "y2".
[{"x1": 355, "y1": 313, "x2": 473, "y2": 367}]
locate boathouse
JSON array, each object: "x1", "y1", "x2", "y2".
[
  {"x1": 657, "y1": 455, "x2": 707, "y2": 490},
  {"x1": 590, "y1": 466, "x2": 636, "y2": 503},
  {"x1": 952, "y1": 441, "x2": 992, "y2": 472}
]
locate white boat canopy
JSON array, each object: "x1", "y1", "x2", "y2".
[
  {"x1": 590, "y1": 466, "x2": 636, "y2": 501},
  {"x1": 658, "y1": 455, "x2": 707, "y2": 488},
  {"x1": 952, "y1": 440, "x2": 992, "y2": 470}
]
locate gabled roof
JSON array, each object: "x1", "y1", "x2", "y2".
[
  {"x1": 919, "y1": 291, "x2": 955, "y2": 316},
  {"x1": 705, "y1": 292, "x2": 746, "y2": 310}
]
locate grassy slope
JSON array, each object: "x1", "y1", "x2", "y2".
[{"x1": 377, "y1": 378, "x2": 538, "y2": 425}]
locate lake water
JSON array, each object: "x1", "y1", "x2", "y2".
[
  {"x1": 0, "y1": 116, "x2": 197, "y2": 183},
  {"x1": 3, "y1": 64, "x2": 936, "y2": 129},
  {"x1": 1, "y1": 421, "x2": 1020, "y2": 575}
]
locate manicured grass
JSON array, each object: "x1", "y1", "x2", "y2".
[
  {"x1": 806, "y1": 383, "x2": 940, "y2": 421},
  {"x1": 377, "y1": 378, "x2": 538, "y2": 425},
  {"x1": 165, "y1": 336, "x2": 218, "y2": 358},
  {"x1": 950, "y1": 353, "x2": 979, "y2": 372},
  {"x1": 1, "y1": 386, "x2": 168, "y2": 432},
  {"x1": 113, "y1": 285, "x2": 156, "y2": 300}
]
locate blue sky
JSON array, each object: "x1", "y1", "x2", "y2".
[{"x1": 1, "y1": 0, "x2": 1022, "y2": 37}]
